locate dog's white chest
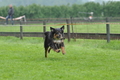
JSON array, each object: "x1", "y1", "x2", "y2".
[{"x1": 53, "y1": 40, "x2": 63, "y2": 43}]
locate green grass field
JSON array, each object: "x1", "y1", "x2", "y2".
[{"x1": 0, "y1": 36, "x2": 120, "y2": 80}]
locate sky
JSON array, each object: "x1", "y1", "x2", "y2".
[
  {"x1": 89, "y1": 0, "x2": 120, "y2": 1},
  {"x1": 0, "y1": 0, "x2": 120, "y2": 7}
]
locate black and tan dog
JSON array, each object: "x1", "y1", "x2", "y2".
[{"x1": 44, "y1": 26, "x2": 65, "y2": 58}]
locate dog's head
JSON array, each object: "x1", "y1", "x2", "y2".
[{"x1": 50, "y1": 26, "x2": 64, "y2": 40}]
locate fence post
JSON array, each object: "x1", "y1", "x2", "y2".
[
  {"x1": 106, "y1": 17, "x2": 110, "y2": 43},
  {"x1": 20, "y1": 20, "x2": 23, "y2": 40},
  {"x1": 43, "y1": 21, "x2": 46, "y2": 39},
  {"x1": 70, "y1": 17, "x2": 76, "y2": 41},
  {"x1": 66, "y1": 19, "x2": 70, "y2": 42}
]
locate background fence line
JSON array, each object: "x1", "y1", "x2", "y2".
[{"x1": 0, "y1": 17, "x2": 120, "y2": 42}]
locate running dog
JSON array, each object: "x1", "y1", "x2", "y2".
[{"x1": 44, "y1": 26, "x2": 65, "y2": 58}]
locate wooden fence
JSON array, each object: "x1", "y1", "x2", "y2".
[{"x1": 0, "y1": 17, "x2": 120, "y2": 42}]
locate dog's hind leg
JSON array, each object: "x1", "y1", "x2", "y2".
[
  {"x1": 54, "y1": 49, "x2": 60, "y2": 53},
  {"x1": 48, "y1": 47, "x2": 60, "y2": 53},
  {"x1": 44, "y1": 45, "x2": 49, "y2": 58},
  {"x1": 48, "y1": 47, "x2": 51, "y2": 53},
  {"x1": 45, "y1": 48, "x2": 48, "y2": 58}
]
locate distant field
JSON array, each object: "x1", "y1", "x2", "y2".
[
  {"x1": 0, "y1": 36, "x2": 120, "y2": 80},
  {"x1": 0, "y1": 22, "x2": 120, "y2": 33}
]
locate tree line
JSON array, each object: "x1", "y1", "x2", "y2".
[{"x1": 0, "y1": 1, "x2": 120, "y2": 19}]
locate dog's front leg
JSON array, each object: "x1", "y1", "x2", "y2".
[{"x1": 61, "y1": 47, "x2": 65, "y2": 55}]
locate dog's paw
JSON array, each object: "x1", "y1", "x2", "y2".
[
  {"x1": 56, "y1": 50, "x2": 60, "y2": 53},
  {"x1": 55, "y1": 49, "x2": 60, "y2": 53},
  {"x1": 62, "y1": 53, "x2": 66, "y2": 55}
]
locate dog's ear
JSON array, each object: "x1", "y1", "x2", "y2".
[
  {"x1": 60, "y1": 25, "x2": 64, "y2": 30},
  {"x1": 50, "y1": 27, "x2": 55, "y2": 32}
]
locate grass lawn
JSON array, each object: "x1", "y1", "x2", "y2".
[{"x1": 0, "y1": 36, "x2": 120, "y2": 80}]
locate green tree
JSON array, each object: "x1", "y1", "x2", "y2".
[{"x1": 0, "y1": 1, "x2": 120, "y2": 18}]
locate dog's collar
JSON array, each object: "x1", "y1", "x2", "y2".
[{"x1": 53, "y1": 40, "x2": 63, "y2": 43}]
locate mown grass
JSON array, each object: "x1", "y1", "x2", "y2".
[{"x1": 0, "y1": 36, "x2": 120, "y2": 80}]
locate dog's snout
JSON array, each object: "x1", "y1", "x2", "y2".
[{"x1": 56, "y1": 35, "x2": 61, "y2": 38}]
